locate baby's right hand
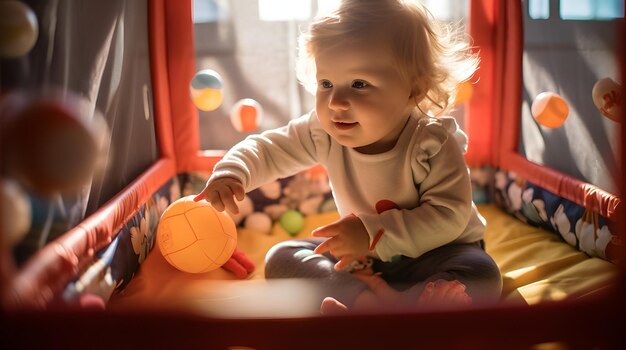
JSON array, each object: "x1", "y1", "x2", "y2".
[{"x1": 193, "y1": 177, "x2": 245, "y2": 214}]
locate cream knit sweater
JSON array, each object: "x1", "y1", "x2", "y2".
[{"x1": 210, "y1": 111, "x2": 485, "y2": 261}]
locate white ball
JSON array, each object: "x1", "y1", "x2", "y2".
[
  {"x1": 227, "y1": 195, "x2": 254, "y2": 225},
  {"x1": 243, "y1": 212, "x2": 273, "y2": 234}
]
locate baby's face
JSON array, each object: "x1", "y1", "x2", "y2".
[{"x1": 314, "y1": 41, "x2": 414, "y2": 154}]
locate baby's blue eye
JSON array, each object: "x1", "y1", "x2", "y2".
[
  {"x1": 352, "y1": 81, "x2": 368, "y2": 89},
  {"x1": 319, "y1": 80, "x2": 333, "y2": 88}
]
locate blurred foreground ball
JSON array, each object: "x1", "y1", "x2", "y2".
[
  {"x1": 157, "y1": 196, "x2": 237, "y2": 273},
  {"x1": 0, "y1": 91, "x2": 110, "y2": 196},
  {"x1": 0, "y1": 179, "x2": 31, "y2": 247},
  {"x1": 531, "y1": 92, "x2": 569, "y2": 128},
  {"x1": 592, "y1": 78, "x2": 622, "y2": 123},
  {"x1": 0, "y1": 1, "x2": 39, "y2": 58},
  {"x1": 190, "y1": 69, "x2": 224, "y2": 111},
  {"x1": 230, "y1": 98, "x2": 262, "y2": 132}
]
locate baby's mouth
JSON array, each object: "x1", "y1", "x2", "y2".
[{"x1": 333, "y1": 121, "x2": 358, "y2": 130}]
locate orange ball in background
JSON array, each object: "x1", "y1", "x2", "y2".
[
  {"x1": 592, "y1": 78, "x2": 622, "y2": 123},
  {"x1": 531, "y1": 92, "x2": 570, "y2": 128},
  {"x1": 230, "y1": 98, "x2": 263, "y2": 132},
  {"x1": 157, "y1": 196, "x2": 238, "y2": 274},
  {"x1": 454, "y1": 81, "x2": 474, "y2": 105},
  {"x1": 189, "y1": 69, "x2": 224, "y2": 112},
  {"x1": 0, "y1": 91, "x2": 110, "y2": 196}
]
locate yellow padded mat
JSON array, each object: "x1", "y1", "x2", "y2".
[
  {"x1": 109, "y1": 205, "x2": 617, "y2": 313},
  {"x1": 479, "y1": 204, "x2": 618, "y2": 305}
]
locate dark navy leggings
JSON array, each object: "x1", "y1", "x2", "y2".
[{"x1": 265, "y1": 238, "x2": 502, "y2": 307}]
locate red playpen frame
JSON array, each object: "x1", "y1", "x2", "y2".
[{"x1": 2, "y1": 0, "x2": 624, "y2": 348}]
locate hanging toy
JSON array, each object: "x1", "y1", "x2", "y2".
[
  {"x1": 230, "y1": 98, "x2": 263, "y2": 132},
  {"x1": 531, "y1": 92, "x2": 570, "y2": 128},
  {"x1": 592, "y1": 78, "x2": 622, "y2": 123},
  {"x1": 0, "y1": 1, "x2": 39, "y2": 58},
  {"x1": 189, "y1": 69, "x2": 224, "y2": 112}
]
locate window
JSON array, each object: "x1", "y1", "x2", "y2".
[{"x1": 528, "y1": 0, "x2": 624, "y2": 20}]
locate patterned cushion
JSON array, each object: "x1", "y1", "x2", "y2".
[
  {"x1": 492, "y1": 169, "x2": 621, "y2": 262},
  {"x1": 62, "y1": 177, "x2": 181, "y2": 305}
]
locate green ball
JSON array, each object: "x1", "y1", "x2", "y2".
[{"x1": 279, "y1": 209, "x2": 304, "y2": 236}]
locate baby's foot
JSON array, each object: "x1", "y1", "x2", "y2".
[
  {"x1": 416, "y1": 279, "x2": 472, "y2": 310},
  {"x1": 320, "y1": 297, "x2": 349, "y2": 315},
  {"x1": 319, "y1": 277, "x2": 472, "y2": 315}
]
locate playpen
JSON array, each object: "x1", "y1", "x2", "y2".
[{"x1": 1, "y1": 0, "x2": 625, "y2": 348}]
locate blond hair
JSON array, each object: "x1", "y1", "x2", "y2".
[{"x1": 296, "y1": 0, "x2": 478, "y2": 115}]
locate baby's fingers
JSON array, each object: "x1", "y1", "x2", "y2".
[
  {"x1": 311, "y1": 225, "x2": 336, "y2": 238},
  {"x1": 215, "y1": 187, "x2": 240, "y2": 214},
  {"x1": 334, "y1": 255, "x2": 355, "y2": 271},
  {"x1": 313, "y1": 239, "x2": 332, "y2": 255},
  {"x1": 230, "y1": 182, "x2": 245, "y2": 201},
  {"x1": 193, "y1": 193, "x2": 206, "y2": 202},
  {"x1": 207, "y1": 190, "x2": 226, "y2": 212}
]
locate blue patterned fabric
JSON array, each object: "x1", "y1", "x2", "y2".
[
  {"x1": 62, "y1": 176, "x2": 181, "y2": 304},
  {"x1": 492, "y1": 169, "x2": 621, "y2": 263}
]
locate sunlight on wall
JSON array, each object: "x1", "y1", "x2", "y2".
[
  {"x1": 258, "y1": 0, "x2": 311, "y2": 21},
  {"x1": 254, "y1": 0, "x2": 468, "y2": 22}
]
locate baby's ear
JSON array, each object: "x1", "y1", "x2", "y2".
[
  {"x1": 409, "y1": 82, "x2": 425, "y2": 98},
  {"x1": 409, "y1": 87, "x2": 425, "y2": 106}
]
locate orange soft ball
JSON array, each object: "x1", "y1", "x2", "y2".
[
  {"x1": 157, "y1": 196, "x2": 237, "y2": 273},
  {"x1": 230, "y1": 98, "x2": 262, "y2": 132},
  {"x1": 531, "y1": 92, "x2": 569, "y2": 128},
  {"x1": 592, "y1": 78, "x2": 622, "y2": 123}
]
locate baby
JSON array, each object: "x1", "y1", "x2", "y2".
[{"x1": 196, "y1": 0, "x2": 502, "y2": 313}]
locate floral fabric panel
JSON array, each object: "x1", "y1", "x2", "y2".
[
  {"x1": 62, "y1": 177, "x2": 181, "y2": 305},
  {"x1": 493, "y1": 170, "x2": 621, "y2": 263}
]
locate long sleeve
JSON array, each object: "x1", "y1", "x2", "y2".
[
  {"x1": 358, "y1": 117, "x2": 478, "y2": 261},
  {"x1": 209, "y1": 112, "x2": 330, "y2": 191}
]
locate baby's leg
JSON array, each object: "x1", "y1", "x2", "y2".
[
  {"x1": 320, "y1": 277, "x2": 473, "y2": 314},
  {"x1": 376, "y1": 242, "x2": 502, "y2": 306},
  {"x1": 264, "y1": 238, "x2": 369, "y2": 307},
  {"x1": 323, "y1": 242, "x2": 502, "y2": 314}
]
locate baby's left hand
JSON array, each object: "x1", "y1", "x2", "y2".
[{"x1": 312, "y1": 215, "x2": 370, "y2": 270}]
